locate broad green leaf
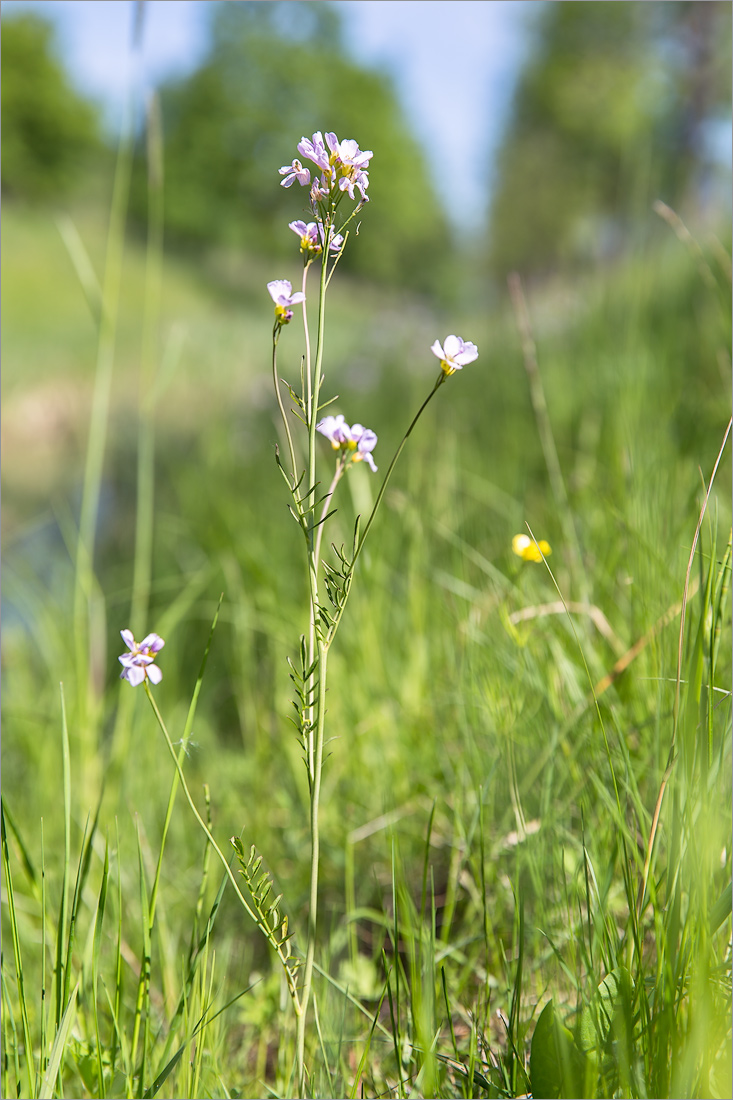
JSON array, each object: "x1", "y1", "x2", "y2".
[{"x1": 531, "y1": 1000, "x2": 593, "y2": 1100}]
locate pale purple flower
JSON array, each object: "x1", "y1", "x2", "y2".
[
  {"x1": 325, "y1": 132, "x2": 372, "y2": 200},
  {"x1": 278, "y1": 158, "x2": 311, "y2": 188},
  {"x1": 324, "y1": 228, "x2": 345, "y2": 252},
  {"x1": 316, "y1": 415, "x2": 378, "y2": 472},
  {"x1": 430, "y1": 335, "x2": 479, "y2": 376},
  {"x1": 289, "y1": 220, "x2": 320, "y2": 254},
  {"x1": 310, "y1": 175, "x2": 331, "y2": 204},
  {"x1": 349, "y1": 423, "x2": 378, "y2": 472},
  {"x1": 297, "y1": 132, "x2": 330, "y2": 173},
  {"x1": 119, "y1": 629, "x2": 165, "y2": 686},
  {"x1": 338, "y1": 170, "x2": 369, "y2": 201},
  {"x1": 289, "y1": 221, "x2": 344, "y2": 256},
  {"x1": 316, "y1": 414, "x2": 351, "y2": 448},
  {"x1": 293, "y1": 132, "x2": 372, "y2": 202},
  {"x1": 267, "y1": 279, "x2": 306, "y2": 324},
  {"x1": 325, "y1": 133, "x2": 373, "y2": 173}
]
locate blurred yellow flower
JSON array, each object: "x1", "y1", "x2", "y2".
[{"x1": 512, "y1": 533, "x2": 552, "y2": 563}]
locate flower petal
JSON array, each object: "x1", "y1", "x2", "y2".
[
  {"x1": 121, "y1": 664, "x2": 146, "y2": 686},
  {"x1": 267, "y1": 279, "x2": 293, "y2": 304}
]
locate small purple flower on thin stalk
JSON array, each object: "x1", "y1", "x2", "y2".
[
  {"x1": 326, "y1": 229, "x2": 345, "y2": 253},
  {"x1": 325, "y1": 132, "x2": 372, "y2": 201},
  {"x1": 349, "y1": 423, "x2": 378, "y2": 472},
  {"x1": 289, "y1": 221, "x2": 344, "y2": 258},
  {"x1": 119, "y1": 629, "x2": 165, "y2": 686},
  {"x1": 430, "y1": 335, "x2": 479, "y2": 376},
  {"x1": 298, "y1": 132, "x2": 330, "y2": 174},
  {"x1": 316, "y1": 414, "x2": 351, "y2": 449},
  {"x1": 279, "y1": 159, "x2": 311, "y2": 188},
  {"x1": 316, "y1": 416, "x2": 378, "y2": 472},
  {"x1": 289, "y1": 220, "x2": 320, "y2": 255},
  {"x1": 267, "y1": 279, "x2": 306, "y2": 325},
  {"x1": 310, "y1": 175, "x2": 331, "y2": 205},
  {"x1": 293, "y1": 131, "x2": 372, "y2": 202},
  {"x1": 326, "y1": 134, "x2": 373, "y2": 173}
]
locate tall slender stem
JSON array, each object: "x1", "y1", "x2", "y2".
[
  {"x1": 308, "y1": 236, "x2": 331, "y2": 523},
  {"x1": 313, "y1": 460, "x2": 346, "y2": 571},
  {"x1": 296, "y1": 638, "x2": 328, "y2": 1095},
  {"x1": 272, "y1": 335, "x2": 299, "y2": 485},
  {"x1": 297, "y1": 229, "x2": 332, "y2": 1092},
  {"x1": 301, "y1": 265, "x2": 312, "y2": 420}
]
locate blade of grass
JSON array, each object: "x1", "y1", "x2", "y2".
[
  {"x1": 40, "y1": 820, "x2": 48, "y2": 1091},
  {"x1": 312, "y1": 991, "x2": 335, "y2": 1098},
  {"x1": 92, "y1": 837, "x2": 110, "y2": 1099},
  {"x1": 110, "y1": 816, "x2": 125, "y2": 1082},
  {"x1": 639, "y1": 417, "x2": 732, "y2": 920},
  {"x1": 38, "y1": 981, "x2": 80, "y2": 1100},
  {"x1": 348, "y1": 977, "x2": 390, "y2": 1100},
  {"x1": 1, "y1": 799, "x2": 40, "y2": 902},
  {"x1": 55, "y1": 682, "x2": 71, "y2": 1031},
  {"x1": 131, "y1": 823, "x2": 153, "y2": 1098},
  {"x1": 1, "y1": 800, "x2": 36, "y2": 1099},
  {"x1": 1, "y1": 964, "x2": 22, "y2": 1099},
  {"x1": 143, "y1": 980, "x2": 257, "y2": 1099}
]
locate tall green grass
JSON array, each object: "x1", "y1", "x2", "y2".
[{"x1": 2, "y1": 115, "x2": 731, "y2": 1098}]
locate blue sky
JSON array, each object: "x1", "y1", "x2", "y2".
[{"x1": 3, "y1": 0, "x2": 534, "y2": 232}]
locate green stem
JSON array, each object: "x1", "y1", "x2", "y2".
[
  {"x1": 313, "y1": 459, "x2": 347, "y2": 572},
  {"x1": 296, "y1": 639, "x2": 329, "y2": 1096},
  {"x1": 272, "y1": 332, "x2": 299, "y2": 486},
  {"x1": 295, "y1": 228, "x2": 334, "y2": 1092},
  {"x1": 301, "y1": 264, "x2": 312, "y2": 420},
  {"x1": 308, "y1": 233, "x2": 331, "y2": 516},
  {"x1": 306, "y1": 239, "x2": 331, "y2": 609}
]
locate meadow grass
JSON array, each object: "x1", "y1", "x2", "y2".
[{"x1": 1, "y1": 151, "x2": 731, "y2": 1099}]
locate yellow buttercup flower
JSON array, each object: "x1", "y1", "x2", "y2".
[{"x1": 512, "y1": 533, "x2": 552, "y2": 563}]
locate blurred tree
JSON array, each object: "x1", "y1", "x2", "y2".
[
  {"x1": 1, "y1": 13, "x2": 101, "y2": 201},
  {"x1": 131, "y1": 0, "x2": 452, "y2": 293},
  {"x1": 486, "y1": 1, "x2": 732, "y2": 276}
]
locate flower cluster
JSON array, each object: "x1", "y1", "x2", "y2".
[
  {"x1": 316, "y1": 414, "x2": 378, "y2": 472},
  {"x1": 289, "y1": 220, "x2": 344, "y2": 259},
  {"x1": 119, "y1": 629, "x2": 165, "y2": 686},
  {"x1": 512, "y1": 534, "x2": 552, "y2": 563},
  {"x1": 280, "y1": 131, "x2": 373, "y2": 205},
  {"x1": 431, "y1": 335, "x2": 479, "y2": 377},
  {"x1": 267, "y1": 279, "x2": 305, "y2": 325}
]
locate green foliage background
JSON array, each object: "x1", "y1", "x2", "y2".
[
  {"x1": 487, "y1": 1, "x2": 732, "y2": 274},
  {"x1": 1, "y1": 11, "x2": 102, "y2": 200}
]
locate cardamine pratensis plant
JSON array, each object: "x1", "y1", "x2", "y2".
[{"x1": 123, "y1": 129, "x2": 478, "y2": 1096}]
